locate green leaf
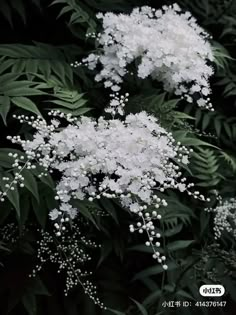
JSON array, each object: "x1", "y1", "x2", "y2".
[
  {"x1": 31, "y1": 196, "x2": 48, "y2": 227},
  {"x1": 0, "y1": 149, "x2": 15, "y2": 168},
  {"x1": 39, "y1": 174, "x2": 55, "y2": 189},
  {"x1": 0, "y1": 2, "x2": 13, "y2": 27},
  {"x1": 100, "y1": 199, "x2": 119, "y2": 224},
  {"x1": 179, "y1": 137, "x2": 218, "y2": 148},
  {"x1": 75, "y1": 201, "x2": 99, "y2": 229},
  {"x1": 143, "y1": 290, "x2": 162, "y2": 306},
  {"x1": 0, "y1": 95, "x2": 10, "y2": 125},
  {"x1": 214, "y1": 118, "x2": 222, "y2": 137},
  {"x1": 164, "y1": 223, "x2": 183, "y2": 237},
  {"x1": 19, "y1": 193, "x2": 30, "y2": 226},
  {"x1": 22, "y1": 293, "x2": 37, "y2": 315},
  {"x1": 195, "y1": 109, "x2": 202, "y2": 125},
  {"x1": 10, "y1": 0, "x2": 27, "y2": 24},
  {"x1": 0, "y1": 175, "x2": 20, "y2": 216},
  {"x1": 107, "y1": 309, "x2": 126, "y2": 315},
  {"x1": 51, "y1": 60, "x2": 67, "y2": 84},
  {"x1": 97, "y1": 241, "x2": 112, "y2": 267},
  {"x1": 176, "y1": 290, "x2": 195, "y2": 300},
  {"x1": 131, "y1": 299, "x2": 148, "y2": 315},
  {"x1": 21, "y1": 169, "x2": 39, "y2": 202},
  {"x1": 0, "y1": 73, "x2": 20, "y2": 85},
  {"x1": 128, "y1": 244, "x2": 163, "y2": 254},
  {"x1": 133, "y1": 262, "x2": 178, "y2": 281},
  {"x1": 50, "y1": 98, "x2": 87, "y2": 109},
  {"x1": 167, "y1": 240, "x2": 194, "y2": 252},
  {"x1": 12, "y1": 96, "x2": 41, "y2": 116},
  {"x1": 5, "y1": 87, "x2": 45, "y2": 97},
  {"x1": 202, "y1": 114, "x2": 210, "y2": 130},
  {"x1": 29, "y1": 278, "x2": 50, "y2": 296},
  {"x1": 51, "y1": 107, "x2": 91, "y2": 116},
  {"x1": 224, "y1": 122, "x2": 232, "y2": 138}
]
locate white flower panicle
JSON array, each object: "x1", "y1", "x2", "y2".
[
  {"x1": 5, "y1": 111, "x2": 207, "y2": 269},
  {"x1": 80, "y1": 4, "x2": 214, "y2": 110},
  {"x1": 206, "y1": 198, "x2": 236, "y2": 239}
]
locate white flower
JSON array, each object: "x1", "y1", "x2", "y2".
[
  {"x1": 11, "y1": 111, "x2": 203, "y2": 268},
  {"x1": 178, "y1": 183, "x2": 186, "y2": 192},
  {"x1": 83, "y1": 4, "x2": 214, "y2": 111},
  {"x1": 49, "y1": 209, "x2": 60, "y2": 220},
  {"x1": 182, "y1": 155, "x2": 189, "y2": 164}
]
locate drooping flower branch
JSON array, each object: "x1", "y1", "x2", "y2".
[
  {"x1": 31, "y1": 224, "x2": 105, "y2": 308},
  {"x1": 4, "y1": 111, "x2": 208, "y2": 270},
  {"x1": 79, "y1": 4, "x2": 214, "y2": 112},
  {"x1": 0, "y1": 221, "x2": 105, "y2": 308}
]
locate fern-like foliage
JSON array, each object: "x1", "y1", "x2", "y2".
[
  {"x1": 0, "y1": 43, "x2": 90, "y2": 123},
  {"x1": 48, "y1": 85, "x2": 90, "y2": 115},
  {"x1": 0, "y1": 73, "x2": 45, "y2": 124},
  {"x1": 220, "y1": 150, "x2": 236, "y2": 172},
  {"x1": 184, "y1": 104, "x2": 236, "y2": 142},
  {"x1": 178, "y1": 0, "x2": 230, "y2": 21},
  {"x1": 190, "y1": 148, "x2": 222, "y2": 187},
  {"x1": 178, "y1": 0, "x2": 236, "y2": 38},
  {"x1": 51, "y1": 0, "x2": 97, "y2": 36},
  {"x1": 212, "y1": 41, "x2": 232, "y2": 72},
  {"x1": 126, "y1": 91, "x2": 194, "y2": 129},
  {"x1": 0, "y1": 43, "x2": 75, "y2": 84},
  {"x1": 216, "y1": 67, "x2": 236, "y2": 98}
]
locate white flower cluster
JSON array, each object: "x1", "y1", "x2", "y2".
[
  {"x1": 6, "y1": 111, "x2": 206, "y2": 269},
  {"x1": 206, "y1": 198, "x2": 236, "y2": 239},
  {"x1": 82, "y1": 4, "x2": 214, "y2": 110}
]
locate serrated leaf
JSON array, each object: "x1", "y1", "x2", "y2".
[
  {"x1": 12, "y1": 96, "x2": 41, "y2": 116},
  {"x1": 197, "y1": 178, "x2": 221, "y2": 187},
  {"x1": 12, "y1": 59, "x2": 26, "y2": 74},
  {"x1": 50, "y1": 98, "x2": 87, "y2": 109},
  {"x1": 0, "y1": 73, "x2": 20, "y2": 84},
  {"x1": 10, "y1": 0, "x2": 27, "y2": 24},
  {"x1": 5, "y1": 87, "x2": 45, "y2": 96}
]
